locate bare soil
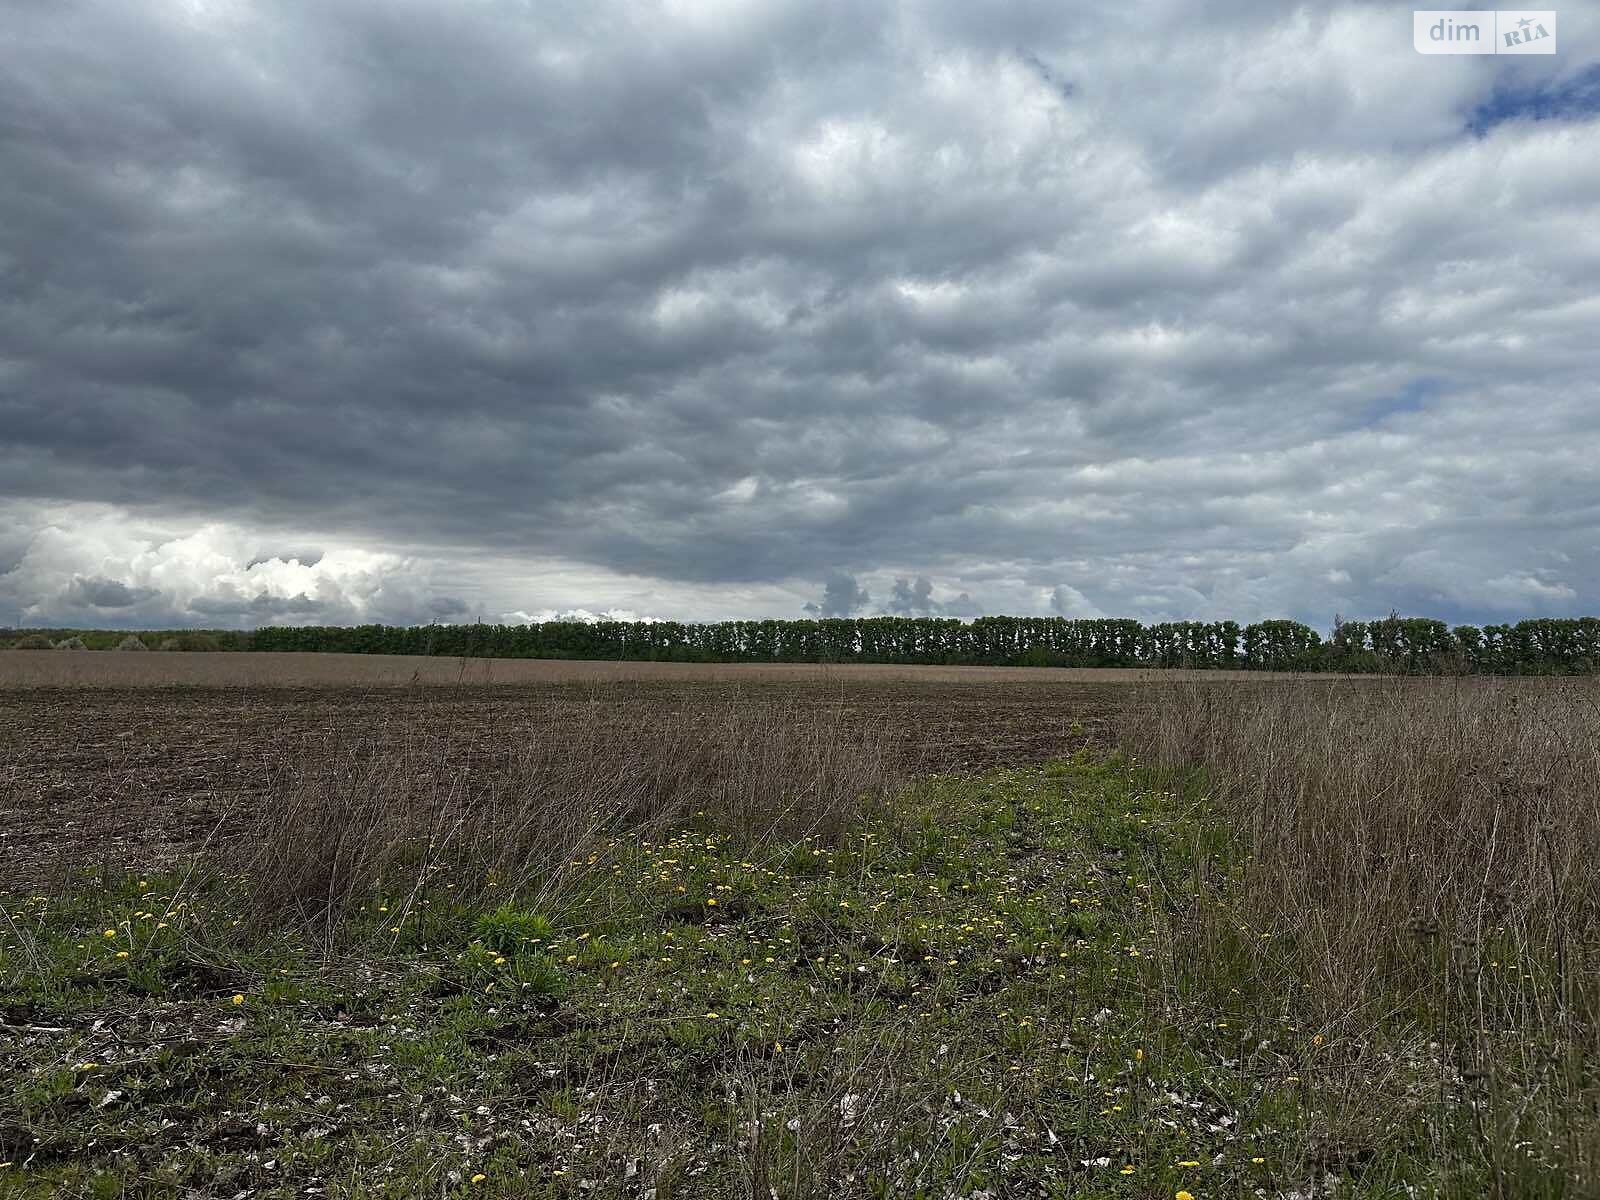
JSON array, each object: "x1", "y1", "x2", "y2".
[
  {"x1": 0, "y1": 665, "x2": 1171, "y2": 885},
  {"x1": 0, "y1": 650, "x2": 1279, "y2": 689}
]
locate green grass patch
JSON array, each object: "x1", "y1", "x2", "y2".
[{"x1": 0, "y1": 755, "x2": 1583, "y2": 1197}]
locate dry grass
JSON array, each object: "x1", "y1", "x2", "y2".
[
  {"x1": 0, "y1": 675, "x2": 1115, "y2": 884},
  {"x1": 232, "y1": 693, "x2": 894, "y2": 939},
  {"x1": 1123, "y1": 677, "x2": 1600, "y2": 1192}
]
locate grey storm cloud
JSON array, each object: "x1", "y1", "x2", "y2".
[
  {"x1": 804, "y1": 572, "x2": 872, "y2": 619},
  {"x1": 64, "y1": 576, "x2": 158, "y2": 610},
  {"x1": 886, "y1": 576, "x2": 981, "y2": 619},
  {"x1": 187, "y1": 592, "x2": 329, "y2": 618},
  {"x1": 2, "y1": 0, "x2": 1599, "y2": 628}
]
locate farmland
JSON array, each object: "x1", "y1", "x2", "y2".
[
  {"x1": 0, "y1": 658, "x2": 1144, "y2": 886},
  {"x1": 2, "y1": 661, "x2": 1598, "y2": 1198}
]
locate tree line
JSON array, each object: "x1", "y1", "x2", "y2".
[{"x1": 228, "y1": 614, "x2": 1600, "y2": 674}]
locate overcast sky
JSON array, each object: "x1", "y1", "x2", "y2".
[{"x1": 3, "y1": 1, "x2": 1598, "y2": 630}]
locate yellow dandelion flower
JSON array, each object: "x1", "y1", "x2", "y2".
[
  {"x1": 1177, "y1": 1192, "x2": 1196, "y2": 1200},
  {"x1": 705, "y1": 1011, "x2": 719, "y2": 1020},
  {"x1": 231, "y1": 993, "x2": 244, "y2": 1005}
]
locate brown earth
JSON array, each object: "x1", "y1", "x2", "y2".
[
  {"x1": 0, "y1": 655, "x2": 1322, "y2": 886},
  {"x1": 0, "y1": 649, "x2": 1282, "y2": 689},
  {"x1": 0, "y1": 673, "x2": 1137, "y2": 888}
]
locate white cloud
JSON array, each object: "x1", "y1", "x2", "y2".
[{"x1": 0, "y1": 503, "x2": 438, "y2": 627}]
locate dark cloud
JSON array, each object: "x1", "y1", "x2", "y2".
[
  {"x1": 187, "y1": 592, "x2": 327, "y2": 618},
  {"x1": 64, "y1": 576, "x2": 158, "y2": 609},
  {"x1": 1, "y1": 1, "x2": 1598, "y2": 627},
  {"x1": 885, "y1": 575, "x2": 983, "y2": 618},
  {"x1": 887, "y1": 576, "x2": 938, "y2": 616},
  {"x1": 804, "y1": 573, "x2": 871, "y2": 618}
]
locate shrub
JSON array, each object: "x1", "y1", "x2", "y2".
[
  {"x1": 53, "y1": 636, "x2": 88, "y2": 650},
  {"x1": 116, "y1": 635, "x2": 150, "y2": 651},
  {"x1": 159, "y1": 633, "x2": 221, "y2": 652},
  {"x1": 10, "y1": 634, "x2": 53, "y2": 650}
]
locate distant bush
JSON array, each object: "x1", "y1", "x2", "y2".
[
  {"x1": 116, "y1": 635, "x2": 150, "y2": 651},
  {"x1": 53, "y1": 635, "x2": 88, "y2": 650},
  {"x1": 10, "y1": 633, "x2": 53, "y2": 650},
  {"x1": 159, "y1": 632, "x2": 222, "y2": 652}
]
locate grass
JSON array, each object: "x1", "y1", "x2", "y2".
[
  {"x1": 3, "y1": 679, "x2": 1597, "y2": 1197},
  {"x1": 1122, "y1": 677, "x2": 1600, "y2": 1198},
  {"x1": 0, "y1": 756, "x2": 1255, "y2": 1198}
]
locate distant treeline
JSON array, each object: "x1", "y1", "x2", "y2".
[
  {"x1": 9, "y1": 615, "x2": 1600, "y2": 674},
  {"x1": 243, "y1": 615, "x2": 1599, "y2": 674}
]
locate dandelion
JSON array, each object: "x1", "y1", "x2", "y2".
[
  {"x1": 471, "y1": 1173, "x2": 486, "y2": 1184},
  {"x1": 705, "y1": 1011, "x2": 719, "y2": 1020},
  {"x1": 103, "y1": 929, "x2": 116, "y2": 938},
  {"x1": 1312, "y1": 1033, "x2": 1324, "y2": 1046},
  {"x1": 1177, "y1": 1192, "x2": 1196, "y2": 1200},
  {"x1": 231, "y1": 993, "x2": 244, "y2": 1005},
  {"x1": 1177, "y1": 1160, "x2": 1201, "y2": 1167},
  {"x1": 1251, "y1": 1156, "x2": 1265, "y2": 1164}
]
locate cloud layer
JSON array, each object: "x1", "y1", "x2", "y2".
[{"x1": 3, "y1": 1, "x2": 1598, "y2": 628}]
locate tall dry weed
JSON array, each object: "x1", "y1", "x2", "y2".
[
  {"x1": 232, "y1": 687, "x2": 892, "y2": 935},
  {"x1": 1123, "y1": 678, "x2": 1600, "y2": 1189}
]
